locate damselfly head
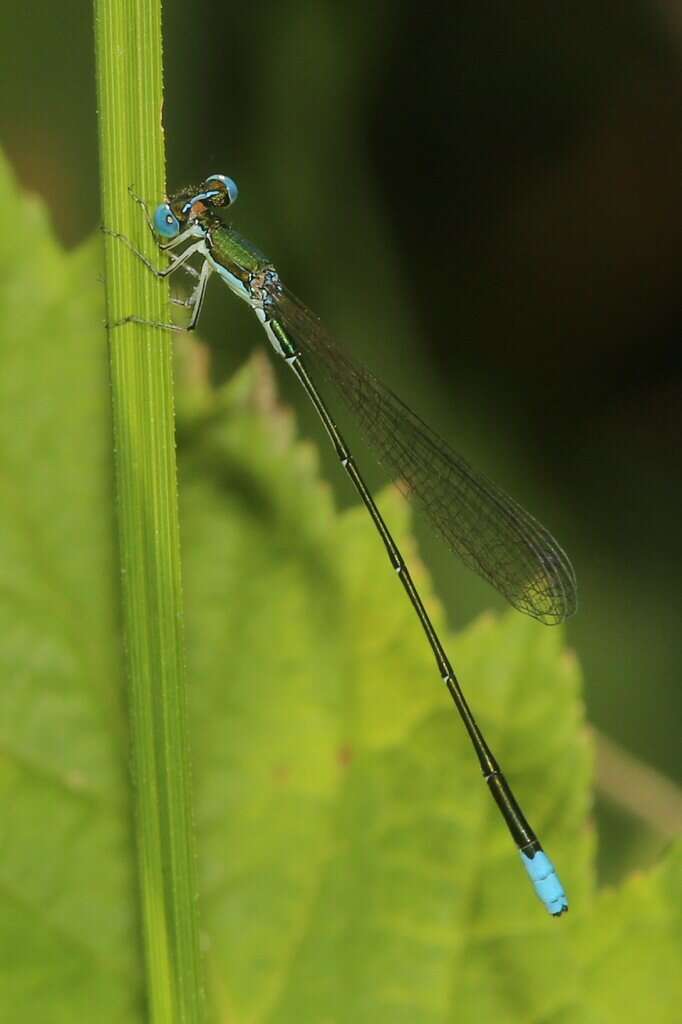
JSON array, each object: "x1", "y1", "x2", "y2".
[{"x1": 155, "y1": 174, "x2": 239, "y2": 238}]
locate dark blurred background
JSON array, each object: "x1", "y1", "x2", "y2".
[{"x1": 2, "y1": 0, "x2": 681, "y2": 882}]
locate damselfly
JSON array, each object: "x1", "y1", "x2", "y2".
[{"x1": 107, "y1": 174, "x2": 577, "y2": 916}]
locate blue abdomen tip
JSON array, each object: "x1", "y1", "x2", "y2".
[{"x1": 519, "y1": 849, "x2": 568, "y2": 917}]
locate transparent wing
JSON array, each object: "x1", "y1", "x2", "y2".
[{"x1": 270, "y1": 286, "x2": 577, "y2": 625}]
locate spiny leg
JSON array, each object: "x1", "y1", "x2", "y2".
[
  {"x1": 102, "y1": 227, "x2": 205, "y2": 279},
  {"x1": 109, "y1": 249, "x2": 213, "y2": 333},
  {"x1": 111, "y1": 315, "x2": 188, "y2": 334},
  {"x1": 181, "y1": 259, "x2": 212, "y2": 331},
  {"x1": 169, "y1": 264, "x2": 202, "y2": 304},
  {"x1": 127, "y1": 185, "x2": 157, "y2": 241}
]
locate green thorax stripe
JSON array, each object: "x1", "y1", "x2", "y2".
[{"x1": 207, "y1": 219, "x2": 271, "y2": 276}]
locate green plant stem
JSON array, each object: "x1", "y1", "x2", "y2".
[
  {"x1": 592, "y1": 727, "x2": 682, "y2": 839},
  {"x1": 94, "y1": 2, "x2": 204, "y2": 1021}
]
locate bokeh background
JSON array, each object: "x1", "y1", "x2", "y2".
[{"x1": 2, "y1": 0, "x2": 681, "y2": 883}]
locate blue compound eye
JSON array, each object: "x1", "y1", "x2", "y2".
[
  {"x1": 153, "y1": 202, "x2": 180, "y2": 238},
  {"x1": 204, "y1": 174, "x2": 239, "y2": 206}
]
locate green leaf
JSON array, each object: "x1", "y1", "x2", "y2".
[
  {"x1": 1, "y1": 150, "x2": 681, "y2": 1023},
  {"x1": 0, "y1": 153, "x2": 140, "y2": 1019},
  {"x1": 574, "y1": 841, "x2": 682, "y2": 1023},
  {"x1": 182, "y1": 357, "x2": 592, "y2": 1024}
]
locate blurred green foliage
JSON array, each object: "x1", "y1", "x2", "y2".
[{"x1": 1, "y1": 147, "x2": 682, "y2": 1023}]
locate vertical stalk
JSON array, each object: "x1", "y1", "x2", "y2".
[{"x1": 94, "y1": 1, "x2": 204, "y2": 1021}]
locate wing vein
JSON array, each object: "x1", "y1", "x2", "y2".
[{"x1": 272, "y1": 287, "x2": 577, "y2": 624}]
